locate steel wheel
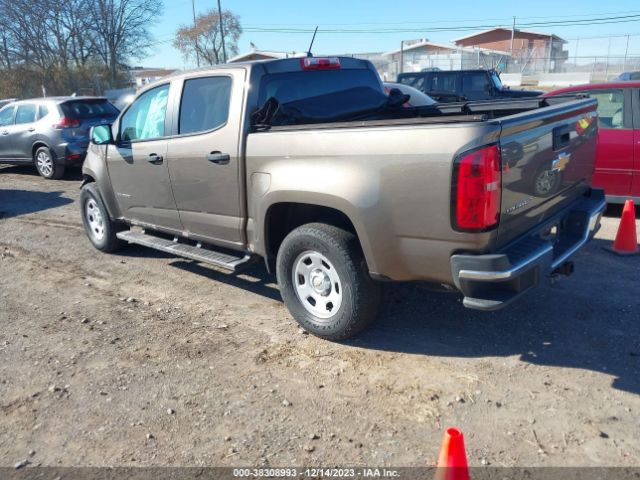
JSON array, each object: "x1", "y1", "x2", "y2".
[
  {"x1": 292, "y1": 250, "x2": 343, "y2": 320},
  {"x1": 36, "y1": 150, "x2": 53, "y2": 177},
  {"x1": 85, "y1": 199, "x2": 105, "y2": 241}
]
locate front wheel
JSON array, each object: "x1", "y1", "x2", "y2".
[
  {"x1": 80, "y1": 183, "x2": 125, "y2": 252},
  {"x1": 276, "y1": 223, "x2": 381, "y2": 340}
]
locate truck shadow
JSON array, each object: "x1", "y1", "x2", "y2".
[
  {"x1": 0, "y1": 189, "x2": 74, "y2": 218},
  {"x1": 0, "y1": 164, "x2": 83, "y2": 181},
  {"x1": 351, "y1": 238, "x2": 640, "y2": 395},
  {"x1": 170, "y1": 259, "x2": 283, "y2": 302},
  {"x1": 113, "y1": 232, "x2": 639, "y2": 396}
]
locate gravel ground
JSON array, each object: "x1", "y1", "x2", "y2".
[{"x1": 1, "y1": 164, "x2": 639, "y2": 468}]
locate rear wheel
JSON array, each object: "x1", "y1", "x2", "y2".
[
  {"x1": 80, "y1": 183, "x2": 124, "y2": 252},
  {"x1": 34, "y1": 146, "x2": 65, "y2": 179},
  {"x1": 276, "y1": 223, "x2": 381, "y2": 340}
]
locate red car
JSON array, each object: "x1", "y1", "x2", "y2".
[{"x1": 547, "y1": 81, "x2": 640, "y2": 202}]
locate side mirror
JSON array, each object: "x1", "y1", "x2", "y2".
[{"x1": 90, "y1": 124, "x2": 113, "y2": 145}]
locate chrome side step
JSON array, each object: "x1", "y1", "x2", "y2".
[{"x1": 116, "y1": 230, "x2": 257, "y2": 272}]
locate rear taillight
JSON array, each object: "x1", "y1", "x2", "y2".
[
  {"x1": 300, "y1": 57, "x2": 341, "y2": 70},
  {"x1": 452, "y1": 144, "x2": 501, "y2": 231},
  {"x1": 53, "y1": 117, "x2": 80, "y2": 129}
]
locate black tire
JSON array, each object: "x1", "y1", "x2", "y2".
[
  {"x1": 276, "y1": 223, "x2": 381, "y2": 340},
  {"x1": 80, "y1": 182, "x2": 125, "y2": 253},
  {"x1": 34, "y1": 146, "x2": 65, "y2": 179}
]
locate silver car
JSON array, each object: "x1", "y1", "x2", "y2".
[
  {"x1": 0, "y1": 97, "x2": 119, "y2": 179},
  {"x1": 383, "y1": 82, "x2": 437, "y2": 106}
]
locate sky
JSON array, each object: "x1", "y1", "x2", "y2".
[{"x1": 144, "y1": 0, "x2": 640, "y2": 69}]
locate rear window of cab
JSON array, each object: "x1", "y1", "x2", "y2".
[{"x1": 258, "y1": 69, "x2": 381, "y2": 105}]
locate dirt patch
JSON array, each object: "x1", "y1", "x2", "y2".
[{"x1": 1, "y1": 165, "x2": 640, "y2": 468}]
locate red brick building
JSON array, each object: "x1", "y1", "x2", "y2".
[{"x1": 453, "y1": 28, "x2": 568, "y2": 73}]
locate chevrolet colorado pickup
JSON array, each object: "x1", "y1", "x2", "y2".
[{"x1": 80, "y1": 56, "x2": 605, "y2": 340}]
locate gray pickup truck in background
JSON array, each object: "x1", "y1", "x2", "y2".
[{"x1": 80, "y1": 56, "x2": 605, "y2": 340}]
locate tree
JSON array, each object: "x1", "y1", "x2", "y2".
[
  {"x1": 174, "y1": 9, "x2": 241, "y2": 66},
  {"x1": 0, "y1": 0, "x2": 162, "y2": 96},
  {"x1": 89, "y1": 0, "x2": 162, "y2": 85}
]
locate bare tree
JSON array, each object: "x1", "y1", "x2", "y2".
[
  {"x1": 89, "y1": 0, "x2": 161, "y2": 85},
  {"x1": 0, "y1": 0, "x2": 162, "y2": 96},
  {"x1": 174, "y1": 9, "x2": 241, "y2": 66}
]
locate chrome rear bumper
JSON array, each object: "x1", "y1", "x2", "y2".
[{"x1": 450, "y1": 188, "x2": 606, "y2": 311}]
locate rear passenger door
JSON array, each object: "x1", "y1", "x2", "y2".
[
  {"x1": 166, "y1": 70, "x2": 246, "y2": 249},
  {"x1": 10, "y1": 103, "x2": 38, "y2": 160}
]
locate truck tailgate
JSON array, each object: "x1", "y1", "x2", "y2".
[{"x1": 496, "y1": 97, "x2": 598, "y2": 247}]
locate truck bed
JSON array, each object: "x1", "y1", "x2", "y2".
[{"x1": 246, "y1": 95, "x2": 598, "y2": 284}]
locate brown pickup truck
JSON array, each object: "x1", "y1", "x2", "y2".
[{"x1": 80, "y1": 56, "x2": 605, "y2": 340}]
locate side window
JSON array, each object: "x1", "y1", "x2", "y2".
[
  {"x1": 399, "y1": 75, "x2": 424, "y2": 91},
  {"x1": 179, "y1": 76, "x2": 232, "y2": 135},
  {"x1": 583, "y1": 89, "x2": 626, "y2": 129},
  {"x1": 120, "y1": 84, "x2": 169, "y2": 142},
  {"x1": 462, "y1": 73, "x2": 491, "y2": 100},
  {"x1": 15, "y1": 104, "x2": 36, "y2": 124},
  {"x1": 0, "y1": 106, "x2": 14, "y2": 126},
  {"x1": 38, "y1": 105, "x2": 49, "y2": 119},
  {"x1": 431, "y1": 73, "x2": 458, "y2": 94}
]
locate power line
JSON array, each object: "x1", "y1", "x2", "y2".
[
  {"x1": 242, "y1": 10, "x2": 640, "y2": 28},
  {"x1": 239, "y1": 14, "x2": 640, "y2": 34}
]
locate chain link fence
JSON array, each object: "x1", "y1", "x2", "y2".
[{"x1": 348, "y1": 34, "x2": 640, "y2": 85}]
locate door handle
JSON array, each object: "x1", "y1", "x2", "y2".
[
  {"x1": 1, "y1": 130, "x2": 8, "y2": 135},
  {"x1": 147, "y1": 153, "x2": 164, "y2": 164},
  {"x1": 27, "y1": 127, "x2": 35, "y2": 132},
  {"x1": 206, "y1": 151, "x2": 230, "y2": 165}
]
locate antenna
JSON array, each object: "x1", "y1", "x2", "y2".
[{"x1": 307, "y1": 26, "x2": 318, "y2": 57}]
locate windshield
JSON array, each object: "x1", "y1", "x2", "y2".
[
  {"x1": 258, "y1": 69, "x2": 382, "y2": 105},
  {"x1": 491, "y1": 72, "x2": 504, "y2": 90}
]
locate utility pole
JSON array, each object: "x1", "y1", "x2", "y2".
[
  {"x1": 399, "y1": 40, "x2": 404, "y2": 75},
  {"x1": 509, "y1": 16, "x2": 515, "y2": 72},
  {"x1": 604, "y1": 35, "x2": 612, "y2": 79},
  {"x1": 510, "y1": 16, "x2": 515, "y2": 54},
  {"x1": 217, "y1": 0, "x2": 227, "y2": 63},
  {"x1": 623, "y1": 34, "x2": 630, "y2": 73},
  {"x1": 192, "y1": 0, "x2": 200, "y2": 67}
]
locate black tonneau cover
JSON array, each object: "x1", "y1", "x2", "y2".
[
  {"x1": 250, "y1": 90, "x2": 585, "y2": 130},
  {"x1": 251, "y1": 86, "x2": 416, "y2": 128}
]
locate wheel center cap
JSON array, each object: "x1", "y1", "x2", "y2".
[{"x1": 310, "y1": 269, "x2": 331, "y2": 295}]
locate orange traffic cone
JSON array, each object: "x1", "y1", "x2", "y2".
[
  {"x1": 611, "y1": 200, "x2": 638, "y2": 255},
  {"x1": 434, "y1": 428, "x2": 470, "y2": 480}
]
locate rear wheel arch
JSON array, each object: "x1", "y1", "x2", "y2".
[
  {"x1": 263, "y1": 202, "x2": 369, "y2": 272},
  {"x1": 31, "y1": 141, "x2": 50, "y2": 159}
]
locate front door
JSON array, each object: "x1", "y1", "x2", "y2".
[
  {"x1": 106, "y1": 83, "x2": 182, "y2": 231},
  {"x1": 0, "y1": 105, "x2": 15, "y2": 159},
  {"x1": 166, "y1": 71, "x2": 245, "y2": 248},
  {"x1": 585, "y1": 88, "x2": 634, "y2": 197}
]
